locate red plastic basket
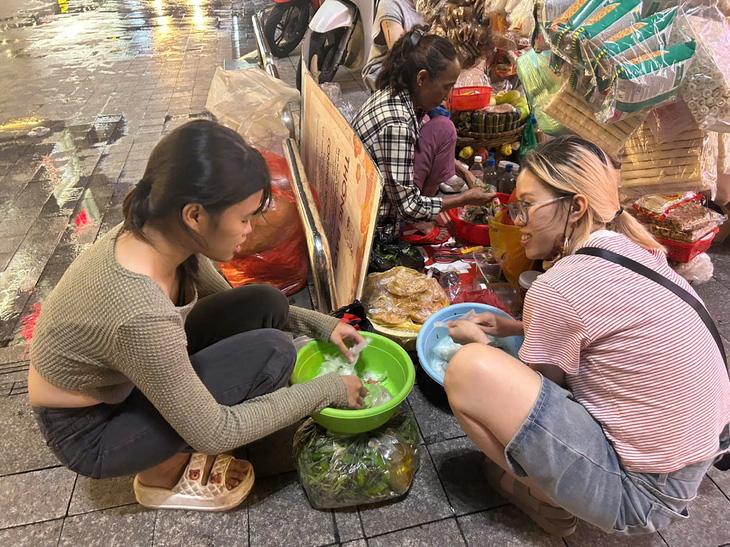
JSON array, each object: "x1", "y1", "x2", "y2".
[
  {"x1": 447, "y1": 193, "x2": 510, "y2": 246},
  {"x1": 656, "y1": 227, "x2": 718, "y2": 263},
  {"x1": 448, "y1": 86, "x2": 492, "y2": 112}
]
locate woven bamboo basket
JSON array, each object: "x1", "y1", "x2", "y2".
[{"x1": 456, "y1": 123, "x2": 526, "y2": 149}]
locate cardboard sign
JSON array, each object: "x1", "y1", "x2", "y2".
[{"x1": 300, "y1": 71, "x2": 382, "y2": 308}]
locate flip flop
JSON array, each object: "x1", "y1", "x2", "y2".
[
  {"x1": 134, "y1": 453, "x2": 255, "y2": 511},
  {"x1": 401, "y1": 225, "x2": 451, "y2": 245},
  {"x1": 484, "y1": 458, "x2": 578, "y2": 537}
]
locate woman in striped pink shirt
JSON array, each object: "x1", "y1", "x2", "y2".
[{"x1": 444, "y1": 136, "x2": 730, "y2": 537}]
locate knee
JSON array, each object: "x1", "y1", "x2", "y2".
[
  {"x1": 424, "y1": 115, "x2": 457, "y2": 142},
  {"x1": 261, "y1": 329, "x2": 297, "y2": 386},
  {"x1": 444, "y1": 344, "x2": 500, "y2": 402},
  {"x1": 247, "y1": 283, "x2": 289, "y2": 328}
]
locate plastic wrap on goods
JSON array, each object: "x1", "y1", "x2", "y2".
[
  {"x1": 516, "y1": 50, "x2": 570, "y2": 136},
  {"x1": 540, "y1": 85, "x2": 645, "y2": 156},
  {"x1": 415, "y1": 0, "x2": 494, "y2": 67},
  {"x1": 675, "y1": 6, "x2": 730, "y2": 133},
  {"x1": 636, "y1": 200, "x2": 727, "y2": 243},
  {"x1": 362, "y1": 267, "x2": 449, "y2": 332},
  {"x1": 619, "y1": 122, "x2": 717, "y2": 197},
  {"x1": 293, "y1": 408, "x2": 420, "y2": 509},
  {"x1": 205, "y1": 67, "x2": 299, "y2": 154},
  {"x1": 717, "y1": 133, "x2": 730, "y2": 206}
]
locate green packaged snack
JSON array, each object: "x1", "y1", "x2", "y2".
[
  {"x1": 576, "y1": 0, "x2": 643, "y2": 46},
  {"x1": 294, "y1": 408, "x2": 420, "y2": 509},
  {"x1": 600, "y1": 7, "x2": 676, "y2": 60},
  {"x1": 611, "y1": 40, "x2": 696, "y2": 119},
  {"x1": 591, "y1": 8, "x2": 677, "y2": 83}
]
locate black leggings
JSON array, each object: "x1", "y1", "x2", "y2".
[{"x1": 33, "y1": 284, "x2": 297, "y2": 479}]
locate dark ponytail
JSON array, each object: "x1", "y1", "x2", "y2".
[
  {"x1": 375, "y1": 25, "x2": 458, "y2": 94},
  {"x1": 121, "y1": 119, "x2": 272, "y2": 284}
]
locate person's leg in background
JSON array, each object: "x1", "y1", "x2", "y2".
[{"x1": 414, "y1": 115, "x2": 461, "y2": 198}]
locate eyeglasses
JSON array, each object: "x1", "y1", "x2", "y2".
[{"x1": 507, "y1": 196, "x2": 572, "y2": 225}]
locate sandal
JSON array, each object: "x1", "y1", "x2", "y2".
[
  {"x1": 401, "y1": 225, "x2": 451, "y2": 245},
  {"x1": 484, "y1": 458, "x2": 577, "y2": 537},
  {"x1": 133, "y1": 453, "x2": 255, "y2": 511}
]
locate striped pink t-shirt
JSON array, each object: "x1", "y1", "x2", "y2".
[{"x1": 519, "y1": 230, "x2": 730, "y2": 473}]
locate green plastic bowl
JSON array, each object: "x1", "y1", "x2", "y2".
[{"x1": 291, "y1": 332, "x2": 415, "y2": 434}]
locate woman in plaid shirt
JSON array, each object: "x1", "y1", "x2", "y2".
[{"x1": 353, "y1": 27, "x2": 495, "y2": 244}]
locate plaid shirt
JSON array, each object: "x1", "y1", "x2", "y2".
[{"x1": 353, "y1": 88, "x2": 443, "y2": 234}]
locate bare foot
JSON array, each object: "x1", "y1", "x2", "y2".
[{"x1": 137, "y1": 454, "x2": 252, "y2": 491}]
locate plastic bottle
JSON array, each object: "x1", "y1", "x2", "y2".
[
  {"x1": 470, "y1": 155, "x2": 484, "y2": 181},
  {"x1": 532, "y1": 115, "x2": 546, "y2": 143},
  {"x1": 483, "y1": 157, "x2": 498, "y2": 190},
  {"x1": 497, "y1": 164, "x2": 517, "y2": 195}
]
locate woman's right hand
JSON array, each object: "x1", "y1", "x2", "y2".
[
  {"x1": 342, "y1": 375, "x2": 368, "y2": 410},
  {"x1": 469, "y1": 312, "x2": 523, "y2": 338},
  {"x1": 461, "y1": 187, "x2": 496, "y2": 207}
]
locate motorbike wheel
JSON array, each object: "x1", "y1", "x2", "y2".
[
  {"x1": 264, "y1": 1, "x2": 310, "y2": 58},
  {"x1": 297, "y1": 28, "x2": 346, "y2": 89}
]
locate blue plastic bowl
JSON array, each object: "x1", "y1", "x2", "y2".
[{"x1": 416, "y1": 303, "x2": 524, "y2": 386}]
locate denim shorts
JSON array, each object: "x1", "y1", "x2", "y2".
[{"x1": 504, "y1": 375, "x2": 730, "y2": 535}]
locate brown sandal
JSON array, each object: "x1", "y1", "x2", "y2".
[{"x1": 484, "y1": 458, "x2": 578, "y2": 537}]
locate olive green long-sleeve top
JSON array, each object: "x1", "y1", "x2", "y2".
[{"x1": 30, "y1": 224, "x2": 347, "y2": 454}]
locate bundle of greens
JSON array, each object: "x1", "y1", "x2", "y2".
[{"x1": 293, "y1": 408, "x2": 420, "y2": 509}]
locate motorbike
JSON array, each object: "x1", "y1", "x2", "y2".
[
  {"x1": 297, "y1": 0, "x2": 375, "y2": 88},
  {"x1": 264, "y1": 0, "x2": 321, "y2": 59}
]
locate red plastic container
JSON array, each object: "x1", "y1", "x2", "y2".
[
  {"x1": 447, "y1": 193, "x2": 510, "y2": 246},
  {"x1": 448, "y1": 86, "x2": 492, "y2": 112},
  {"x1": 656, "y1": 227, "x2": 718, "y2": 263}
]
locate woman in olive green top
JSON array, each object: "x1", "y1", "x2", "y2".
[{"x1": 28, "y1": 120, "x2": 367, "y2": 512}]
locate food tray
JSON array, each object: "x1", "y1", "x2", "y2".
[{"x1": 371, "y1": 321, "x2": 419, "y2": 351}]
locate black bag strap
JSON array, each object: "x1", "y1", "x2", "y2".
[
  {"x1": 577, "y1": 247, "x2": 726, "y2": 365},
  {"x1": 576, "y1": 247, "x2": 730, "y2": 471}
]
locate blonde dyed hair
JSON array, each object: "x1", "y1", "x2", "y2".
[{"x1": 523, "y1": 136, "x2": 664, "y2": 255}]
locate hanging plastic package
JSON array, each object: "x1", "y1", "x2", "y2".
[
  {"x1": 539, "y1": 83, "x2": 646, "y2": 156},
  {"x1": 589, "y1": 7, "x2": 677, "y2": 90},
  {"x1": 205, "y1": 67, "x2": 300, "y2": 154},
  {"x1": 516, "y1": 50, "x2": 570, "y2": 137},
  {"x1": 218, "y1": 149, "x2": 310, "y2": 295},
  {"x1": 619, "y1": 121, "x2": 718, "y2": 198},
  {"x1": 717, "y1": 133, "x2": 730, "y2": 206},
  {"x1": 293, "y1": 408, "x2": 420, "y2": 509},
  {"x1": 674, "y1": 5, "x2": 730, "y2": 133},
  {"x1": 607, "y1": 41, "x2": 696, "y2": 122}
]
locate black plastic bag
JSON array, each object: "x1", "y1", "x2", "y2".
[{"x1": 368, "y1": 232, "x2": 425, "y2": 274}]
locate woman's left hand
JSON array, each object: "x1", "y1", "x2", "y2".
[
  {"x1": 330, "y1": 322, "x2": 366, "y2": 363},
  {"x1": 447, "y1": 320, "x2": 490, "y2": 345}
]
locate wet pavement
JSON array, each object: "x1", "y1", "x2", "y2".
[{"x1": 0, "y1": 1, "x2": 729, "y2": 546}]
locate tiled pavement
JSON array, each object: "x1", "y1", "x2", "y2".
[{"x1": 1, "y1": 1, "x2": 730, "y2": 545}]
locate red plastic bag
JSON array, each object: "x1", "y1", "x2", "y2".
[{"x1": 218, "y1": 149, "x2": 309, "y2": 295}]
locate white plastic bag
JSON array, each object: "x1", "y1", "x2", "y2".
[
  {"x1": 320, "y1": 82, "x2": 357, "y2": 123},
  {"x1": 672, "y1": 252, "x2": 714, "y2": 284},
  {"x1": 205, "y1": 67, "x2": 300, "y2": 153}
]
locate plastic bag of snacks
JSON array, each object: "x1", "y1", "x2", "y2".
[
  {"x1": 539, "y1": 84, "x2": 646, "y2": 156},
  {"x1": 675, "y1": 4, "x2": 730, "y2": 133},
  {"x1": 293, "y1": 408, "x2": 420, "y2": 509},
  {"x1": 218, "y1": 149, "x2": 309, "y2": 295},
  {"x1": 415, "y1": 0, "x2": 493, "y2": 68},
  {"x1": 619, "y1": 122, "x2": 718, "y2": 198},
  {"x1": 635, "y1": 198, "x2": 727, "y2": 243}
]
